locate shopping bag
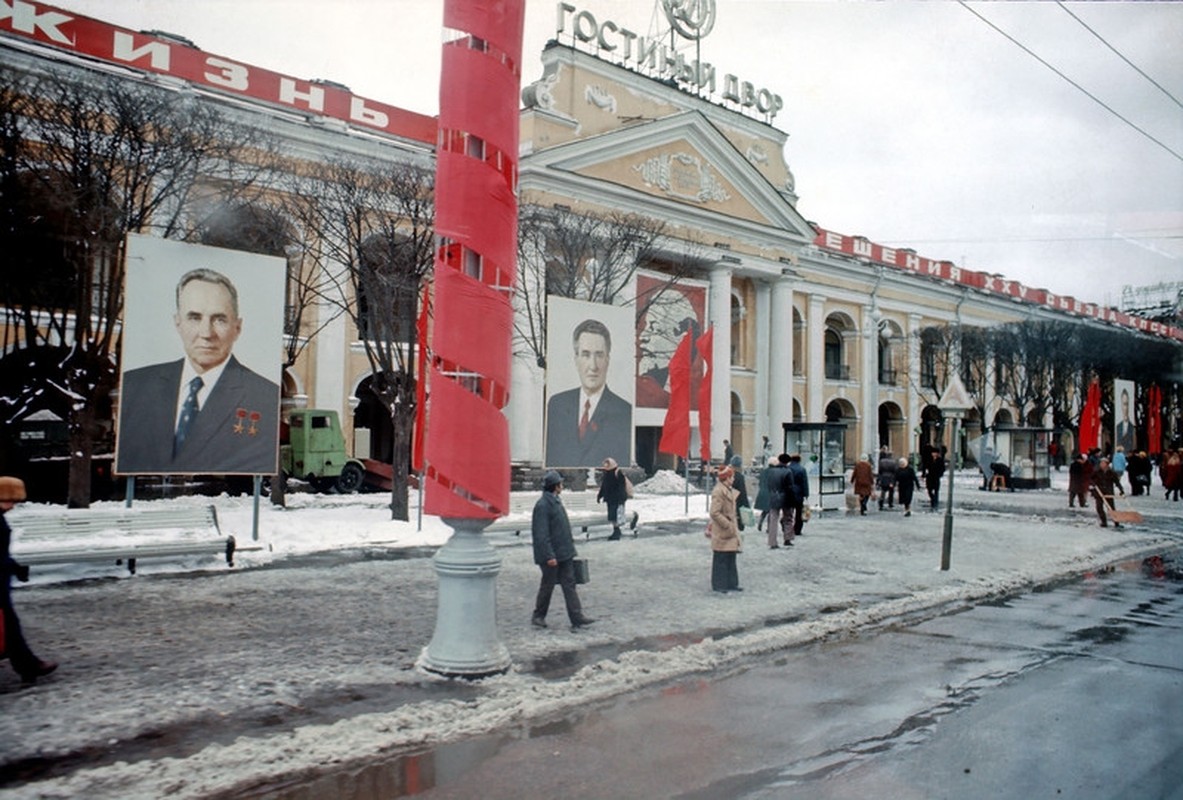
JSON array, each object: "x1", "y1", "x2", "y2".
[
  {"x1": 624, "y1": 475, "x2": 635, "y2": 499},
  {"x1": 739, "y1": 506, "x2": 755, "y2": 529},
  {"x1": 573, "y1": 557, "x2": 590, "y2": 584}
]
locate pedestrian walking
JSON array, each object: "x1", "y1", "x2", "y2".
[
  {"x1": 1068, "y1": 452, "x2": 1089, "y2": 507},
  {"x1": 851, "y1": 456, "x2": 875, "y2": 515},
  {"x1": 708, "y1": 465, "x2": 742, "y2": 593},
  {"x1": 762, "y1": 454, "x2": 793, "y2": 547},
  {"x1": 531, "y1": 471, "x2": 594, "y2": 630},
  {"x1": 596, "y1": 457, "x2": 628, "y2": 540},
  {"x1": 925, "y1": 447, "x2": 947, "y2": 510},
  {"x1": 895, "y1": 457, "x2": 918, "y2": 516},
  {"x1": 877, "y1": 448, "x2": 897, "y2": 510},
  {"x1": 2, "y1": 476, "x2": 59, "y2": 684},
  {"x1": 760, "y1": 435, "x2": 773, "y2": 467},
  {"x1": 1111, "y1": 446, "x2": 1128, "y2": 496},
  {"x1": 723, "y1": 439, "x2": 734, "y2": 465},
  {"x1": 1127, "y1": 450, "x2": 1150, "y2": 496},
  {"x1": 753, "y1": 463, "x2": 770, "y2": 532},
  {"x1": 787, "y1": 453, "x2": 809, "y2": 540},
  {"x1": 1162, "y1": 450, "x2": 1182, "y2": 501},
  {"x1": 1090, "y1": 458, "x2": 1123, "y2": 528}
]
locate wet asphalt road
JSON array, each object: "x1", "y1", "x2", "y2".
[{"x1": 281, "y1": 553, "x2": 1183, "y2": 800}]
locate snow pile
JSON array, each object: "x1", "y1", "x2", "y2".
[{"x1": 634, "y1": 468, "x2": 697, "y2": 495}]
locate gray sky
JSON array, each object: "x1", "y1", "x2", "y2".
[{"x1": 47, "y1": 0, "x2": 1183, "y2": 310}]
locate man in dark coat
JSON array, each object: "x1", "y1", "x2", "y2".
[
  {"x1": 545, "y1": 319, "x2": 632, "y2": 468},
  {"x1": 1068, "y1": 452, "x2": 1089, "y2": 507},
  {"x1": 1, "y1": 476, "x2": 58, "y2": 684},
  {"x1": 116, "y1": 268, "x2": 280, "y2": 475},
  {"x1": 762, "y1": 454, "x2": 792, "y2": 548},
  {"x1": 787, "y1": 453, "x2": 810, "y2": 541},
  {"x1": 531, "y1": 470, "x2": 594, "y2": 629},
  {"x1": 1090, "y1": 458, "x2": 1123, "y2": 528},
  {"x1": 925, "y1": 447, "x2": 947, "y2": 510},
  {"x1": 877, "y1": 448, "x2": 897, "y2": 509}
]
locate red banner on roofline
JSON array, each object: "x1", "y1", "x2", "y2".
[
  {"x1": 0, "y1": 0, "x2": 437, "y2": 144},
  {"x1": 813, "y1": 228, "x2": 1183, "y2": 342}
]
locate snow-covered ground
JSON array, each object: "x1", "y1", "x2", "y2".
[{"x1": 2, "y1": 468, "x2": 1180, "y2": 799}]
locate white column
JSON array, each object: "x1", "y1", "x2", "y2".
[
  {"x1": 807, "y1": 293, "x2": 826, "y2": 421},
  {"x1": 769, "y1": 272, "x2": 794, "y2": 441},
  {"x1": 708, "y1": 263, "x2": 732, "y2": 461},
  {"x1": 754, "y1": 280, "x2": 771, "y2": 444},
  {"x1": 907, "y1": 312, "x2": 922, "y2": 454},
  {"x1": 861, "y1": 304, "x2": 879, "y2": 459}
]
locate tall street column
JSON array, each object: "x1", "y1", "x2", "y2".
[
  {"x1": 861, "y1": 303, "x2": 879, "y2": 459},
  {"x1": 768, "y1": 271, "x2": 795, "y2": 444},
  {"x1": 754, "y1": 280, "x2": 771, "y2": 446},
  {"x1": 421, "y1": 0, "x2": 525, "y2": 678},
  {"x1": 907, "y1": 313, "x2": 922, "y2": 454},
  {"x1": 807, "y1": 293, "x2": 827, "y2": 422},
  {"x1": 708, "y1": 262, "x2": 733, "y2": 460}
]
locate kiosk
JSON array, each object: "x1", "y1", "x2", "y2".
[
  {"x1": 782, "y1": 422, "x2": 848, "y2": 511},
  {"x1": 974, "y1": 426, "x2": 1051, "y2": 490}
]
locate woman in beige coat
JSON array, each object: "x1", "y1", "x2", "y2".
[{"x1": 709, "y1": 466, "x2": 742, "y2": 593}]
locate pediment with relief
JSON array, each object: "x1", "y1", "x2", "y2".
[{"x1": 522, "y1": 111, "x2": 813, "y2": 237}]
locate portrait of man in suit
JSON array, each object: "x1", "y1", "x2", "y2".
[
  {"x1": 545, "y1": 318, "x2": 633, "y2": 468},
  {"x1": 116, "y1": 267, "x2": 280, "y2": 475},
  {"x1": 1115, "y1": 386, "x2": 1135, "y2": 453}
]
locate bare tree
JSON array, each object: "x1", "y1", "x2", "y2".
[
  {"x1": 515, "y1": 204, "x2": 680, "y2": 368},
  {"x1": 284, "y1": 157, "x2": 434, "y2": 521},
  {"x1": 0, "y1": 67, "x2": 279, "y2": 506}
]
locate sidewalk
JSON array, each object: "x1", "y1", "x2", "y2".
[{"x1": 2, "y1": 472, "x2": 1181, "y2": 799}]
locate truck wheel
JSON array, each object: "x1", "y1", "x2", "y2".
[{"x1": 337, "y1": 462, "x2": 365, "y2": 494}]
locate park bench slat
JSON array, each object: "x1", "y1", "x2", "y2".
[{"x1": 9, "y1": 505, "x2": 236, "y2": 575}]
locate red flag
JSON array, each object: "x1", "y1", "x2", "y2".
[
  {"x1": 658, "y1": 331, "x2": 692, "y2": 457},
  {"x1": 1079, "y1": 378, "x2": 1101, "y2": 452},
  {"x1": 411, "y1": 285, "x2": 431, "y2": 472},
  {"x1": 1147, "y1": 384, "x2": 1162, "y2": 456},
  {"x1": 696, "y1": 327, "x2": 713, "y2": 463}
]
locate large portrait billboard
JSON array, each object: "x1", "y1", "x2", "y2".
[
  {"x1": 1113, "y1": 378, "x2": 1136, "y2": 454},
  {"x1": 114, "y1": 234, "x2": 285, "y2": 475},
  {"x1": 635, "y1": 271, "x2": 708, "y2": 410},
  {"x1": 544, "y1": 297, "x2": 635, "y2": 468}
]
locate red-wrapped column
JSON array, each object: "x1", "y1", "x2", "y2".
[{"x1": 421, "y1": 0, "x2": 524, "y2": 677}]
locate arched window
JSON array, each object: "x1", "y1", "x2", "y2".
[{"x1": 824, "y1": 329, "x2": 845, "y2": 380}]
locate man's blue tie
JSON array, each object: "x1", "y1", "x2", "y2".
[{"x1": 174, "y1": 376, "x2": 203, "y2": 455}]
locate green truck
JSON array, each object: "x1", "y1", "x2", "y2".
[{"x1": 281, "y1": 409, "x2": 392, "y2": 493}]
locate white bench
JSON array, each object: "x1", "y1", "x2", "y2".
[
  {"x1": 9, "y1": 505, "x2": 237, "y2": 575},
  {"x1": 485, "y1": 492, "x2": 634, "y2": 540}
]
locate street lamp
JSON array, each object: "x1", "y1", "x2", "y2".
[{"x1": 937, "y1": 374, "x2": 973, "y2": 571}]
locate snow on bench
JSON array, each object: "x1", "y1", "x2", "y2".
[{"x1": 9, "y1": 505, "x2": 236, "y2": 575}]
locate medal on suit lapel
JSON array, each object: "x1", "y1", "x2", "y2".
[
  {"x1": 249, "y1": 411, "x2": 261, "y2": 436},
  {"x1": 234, "y1": 408, "x2": 247, "y2": 435}
]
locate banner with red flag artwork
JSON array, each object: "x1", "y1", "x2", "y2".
[
  {"x1": 1078, "y1": 378, "x2": 1102, "y2": 453},
  {"x1": 696, "y1": 327, "x2": 713, "y2": 463},
  {"x1": 658, "y1": 331, "x2": 692, "y2": 457},
  {"x1": 1147, "y1": 384, "x2": 1163, "y2": 456}
]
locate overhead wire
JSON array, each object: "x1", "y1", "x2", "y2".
[
  {"x1": 957, "y1": 1, "x2": 1183, "y2": 164},
  {"x1": 1055, "y1": 2, "x2": 1183, "y2": 112}
]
